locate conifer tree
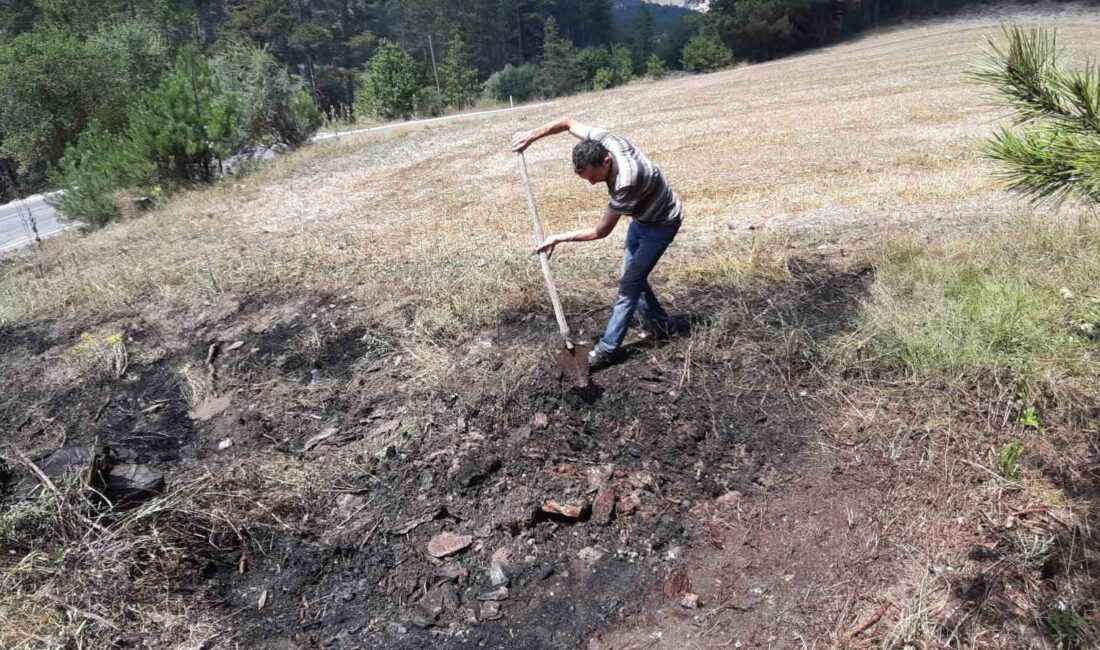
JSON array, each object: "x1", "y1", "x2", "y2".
[
  {"x1": 534, "y1": 16, "x2": 583, "y2": 98},
  {"x1": 970, "y1": 26, "x2": 1100, "y2": 204},
  {"x1": 440, "y1": 34, "x2": 480, "y2": 109}
]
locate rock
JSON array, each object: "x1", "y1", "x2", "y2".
[
  {"x1": 480, "y1": 601, "x2": 503, "y2": 621},
  {"x1": 218, "y1": 438, "x2": 233, "y2": 450},
  {"x1": 531, "y1": 413, "x2": 549, "y2": 429},
  {"x1": 591, "y1": 484, "x2": 616, "y2": 525},
  {"x1": 661, "y1": 568, "x2": 691, "y2": 598},
  {"x1": 541, "y1": 500, "x2": 588, "y2": 519},
  {"x1": 301, "y1": 427, "x2": 339, "y2": 451},
  {"x1": 435, "y1": 562, "x2": 469, "y2": 584},
  {"x1": 716, "y1": 491, "x2": 743, "y2": 507},
  {"x1": 618, "y1": 491, "x2": 641, "y2": 516},
  {"x1": 680, "y1": 592, "x2": 701, "y2": 609},
  {"x1": 190, "y1": 395, "x2": 232, "y2": 421},
  {"x1": 491, "y1": 485, "x2": 538, "y2": 534},
  {"x1": 577, "y1": 546, "x2": 605, "y2": 566},
  {"x1": 226, "y1": 340, "x2": 245, "y2": 351},
  {"x1": 449, "y1": 454, "x2": 501, "y2": 489},
  {"x1": 427, "y1": 532, "x2": 473, "y2": 558},
  {"x1": 387, "y1": 623, "x2": 408, "y2": 635},
  {"x1": 489, "y1": 561, "x2": 509, "y2": 587},
  {"x1": 478, "y1": 587, "x2": 509, "y2": 601},
  {"x1": 105, "y1": 464, "x2": 164, "y2": 504}
]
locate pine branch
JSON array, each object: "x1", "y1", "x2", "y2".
[
  {"x1": 984, "y1": 127, "x2": 1100, "y2": 205},
  {"x1": 968, "y1": 25, "x2": 1070, "y2": 126}
]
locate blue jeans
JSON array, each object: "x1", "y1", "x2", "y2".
[{"x1": 598, "y1": 219, "x2": 681, "y2": 353}]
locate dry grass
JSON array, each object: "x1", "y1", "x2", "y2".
[{"x1": 3, "y1": 16, "x2": 1099, "y2": 339}]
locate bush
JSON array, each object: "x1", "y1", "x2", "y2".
[
  {"x1": 682, "y1": 31, "x2": 735, "y2": 73},
  {"x1": 355, "y1": 40, "x2": 418, "y2": 120},
  {"x1": 646, "y1": 53, "x2": 667, "y2": 79},
  {"x1": 592, "y1": 68, "x2": 616, "y2": 91},
  {"x1": 212, "y1": 43, "x2": 321, "y2": 149},
  {"x1": 414, "y1": 86, "x2": 445, "y2": 118},
  {"x1": 51, "y1": 124, "x2": 150, "y2": 227},
  {"x1": 483, "y1": 63, "x2": 539, "y2": 103}
]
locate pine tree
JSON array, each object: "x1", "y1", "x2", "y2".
[
  {"x1": 534, "y1": 16, "x2": 583, "y2": 97},
  {"x1": 631, "y1": 2, "x2": 655, "y2": 70},
  {"x1": 969, "y1": 26, "x2": 1100, "y2": 204},
  {"x1": 126, "y1": 48, "x2": 238, "y2": 186},
  {"x1": 440, "y1": 34, "x2": 480, "y2": 109}
]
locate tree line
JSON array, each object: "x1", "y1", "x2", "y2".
[{"x1": 0, "y1": 0, "x2": 998, "y2": 225}]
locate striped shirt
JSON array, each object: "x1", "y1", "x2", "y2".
[{"x1": 590, "y1": 128, "x2": 682, "y2": 225}]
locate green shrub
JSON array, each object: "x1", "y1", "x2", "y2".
[
  {"x1": 355, "y1": 40, "x2": 418, "y2": 120},
  {"x1": 212, "y1": 42, "x2": 321, "y2": 149},
  {"x1": 592, "y1": 68, "x2": 616, "y2": 91},
  {"x1": 50, "y1": 123, "x2": 150, "y2": 227},
  {"x1": 483, "y1": 63, "x2": 539, "y2": 103},
  {"x1": 681, "y1": 31, "x2": 735, "y2": 73},
  {"x1": 646, "y1": 54, "x2": 667, "y2": 79},
  {"x1": 414, "y1": 86, "x2": 445, "y2": 118}
]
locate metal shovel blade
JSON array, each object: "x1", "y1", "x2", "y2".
[{"x1": 554, "y1": 343, "x2": 590, "y2": 387}]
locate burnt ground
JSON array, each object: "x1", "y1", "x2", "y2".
[{"x1": 3, "y1": 260, "x2": 1098, "y2": 649}]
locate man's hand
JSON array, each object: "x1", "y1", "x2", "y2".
[
  {"x1": 512, "y1": 130, "x2": 537, "y2": 152},
  {"x1": 533, "y1": 234, "x2": 559, "y2": 258}
]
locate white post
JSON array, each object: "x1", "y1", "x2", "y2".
[{"x1": 510, "y1": 95, "x2": 514, "y2": 109}]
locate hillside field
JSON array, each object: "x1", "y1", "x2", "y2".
[{"x1": 2, "y1": 8, "x2": 1100, "y2": 650}]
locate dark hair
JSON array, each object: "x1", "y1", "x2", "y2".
[{"x1": 572, "y1": 139, "x2": 608, "y2": 172}]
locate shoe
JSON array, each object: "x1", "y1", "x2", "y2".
[
  {"x1": 588, "y1": 346, "x2": 618, "y2": 370},
  {"x1": 641, "y1": 321, "x2": 675, "y2": 342}
]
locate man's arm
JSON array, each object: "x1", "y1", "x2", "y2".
[
  {"x1": 534, "y1": 209, "x2": 622, "y2": 257},
  {"x1": 512, "y1": 116, "x2": 594, "y2": 152}
]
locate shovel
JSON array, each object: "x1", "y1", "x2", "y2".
[{"x1": 518, "y1": 152, "x2": 590, "y2": 387}]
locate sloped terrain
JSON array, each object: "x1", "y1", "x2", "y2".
[{"x1": 3, "y1": 9, "x2": 1100, "y2": 650}]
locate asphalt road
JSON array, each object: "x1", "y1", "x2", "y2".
[
  {"x1": 0, "y1": 100, "x2": 550, "y2": 254},
  {"x1": 0, "y1": 193, "x2": 68, "y2": 253}
]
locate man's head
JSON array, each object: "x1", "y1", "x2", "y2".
[{"x1": 572, "y1": 139, "x2": 612, "y2": 185}]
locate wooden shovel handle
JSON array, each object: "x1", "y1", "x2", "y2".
[{"x1": 519, "y1": 153, "x2": 572, "y2": 344}]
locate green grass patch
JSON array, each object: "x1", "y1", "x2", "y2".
[{"x1": 839, "y1": 217, "x2": 1100, "y2": 395}]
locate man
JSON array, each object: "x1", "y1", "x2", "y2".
[{"x1": 511, "y1": 117, "x2": 682, "y2": 369}]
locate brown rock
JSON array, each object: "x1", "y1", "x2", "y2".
[
  {"x1": 491, "y1": 485, "x2": 537, "y2": 534},
  {"x1": 661, "y1": 568, "x2": 691, "y2": 598},
  {"x1": 541, "y1": 500, "x2": 587, "y2": 519},
  {"x1": 480, "y1": 601, "x2": 503, "y2": 621},
  {"x1": 591, "y1": 484, "x2": 616, "y2": 525},
  {"x1": 427, "y1": 532, "x2": 473, "y2": 558},
  {"x1": 716, "y1": 491, "x2": 743, "y2": 507},
  {"x1": 681, "y1": 592, "x2": 701, "y2": 609}
]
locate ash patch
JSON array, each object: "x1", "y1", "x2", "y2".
[{"x1": 216, "y1": 266, "x2": 871, "y2": 649}]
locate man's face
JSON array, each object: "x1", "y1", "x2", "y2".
[{"x1": 575, "y1": 155, "x2": 612, "y2": 185}]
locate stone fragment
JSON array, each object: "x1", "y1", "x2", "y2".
[
  {"x1": 427, "y1": 532, "x2": 473, "y2": 558},
  {"x1": 480, "y1": 601, "x2": 503, "y2": 621},
  {"x1": 681, "y1": 592, "x2": 701, "y2": 609},
  {"x1": 591, "y1": 484, "x2": 616, "y2": 525},
  {"x1": 492, "y1": 485, "x2": 537, "y2": 534},
  {"x1": 218, "y1": 438, "x2": 233, "y2": 450},
  {"x1": 541, "y1": 500, "x2": 587, "y2": 519},
  {"x1": 577, "y1": 546, "x2": 605, "y2": 566},
  {"x1": 489, "y1": 561, "x2": 509, "y2": 587},
  {"x1": 478, "y1": 587, "x2": 509, "y2": 601}
]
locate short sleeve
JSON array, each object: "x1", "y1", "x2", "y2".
[{"x1": 608, "y1": 185, "x2": 638, "y2": 215}]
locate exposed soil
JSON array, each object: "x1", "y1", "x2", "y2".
[{"x1": 4, "y1": 259, "x2": 1097, "y2": 649}]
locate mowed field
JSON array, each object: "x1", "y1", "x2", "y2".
[
  {"x1": 3, "y1": 9, "x2": 1100, "y2": 650},
  {"x1": 2, "y1": 12, "x2": 1098, "y2": 332}
]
